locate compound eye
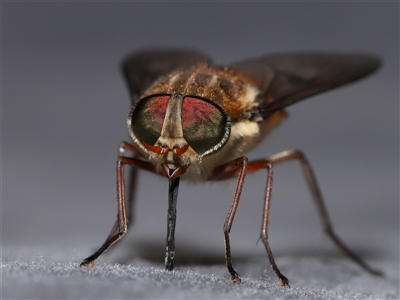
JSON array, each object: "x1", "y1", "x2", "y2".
[
  {"x1": 129, "y1": 95, "x2": 170, "y2": 146},
  {"x1": 181, "y1": 96, "x2": 230, "y2": 156}
]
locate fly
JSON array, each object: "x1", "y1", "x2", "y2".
[{"x1": 80, "y1": 49, "x2": 383, "y2": 286}]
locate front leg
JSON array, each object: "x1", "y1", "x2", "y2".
[
  {"x1": 213, "y1": 149, "x2": 382, "y2": 286},
  {"x1": 211, "y1": 157, "x2": 249, "y2": 284},
  {"x1": 212, "y1": 156, "x2": 289, "y2": 286},
  {"x1": 80, "y1": 141, "x2": 157, "y2": 268}
]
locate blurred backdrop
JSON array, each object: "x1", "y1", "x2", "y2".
[{"x1": 3, "y1": 2, "x2": 398, "y2": 268}]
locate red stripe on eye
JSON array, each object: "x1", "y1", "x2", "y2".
[
  {"x1": 142, "y1": 95, "x2": 170, "y2": 125},
  {"x1": 130, "y1": 95, "x2": 170, "y2": 147},
  {"x1": 181, "y1": 97, "x2": 219, "y2": 128},
  {"x1": 181, "y1": 97, "x2": 227, "y2": 155}
]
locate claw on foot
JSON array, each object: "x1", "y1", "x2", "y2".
[
  {"x1": 278, "y1": 276, "x2": 290, "y2": 287},
  {"x1": 80, "y1": 260, "x2": 95, "y2": 268},
  {"x1": 229, "y1": 274, "x2": 241, "y2": 284}
]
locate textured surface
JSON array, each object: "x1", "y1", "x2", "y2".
[{"x1": 2, "y1": 241, "x2": 399, "y2": 300}]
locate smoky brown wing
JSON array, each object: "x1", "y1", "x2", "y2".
[
  {"x1": 122, "y1": 49, "x2": 213, "y2": 103},
  {"x1": 230, "y1": 53, "x2": 381, "y2": 119}
]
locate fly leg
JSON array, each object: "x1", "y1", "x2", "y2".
[
  {"x1": 80, "y1": 141, "x2": 157, "y2": 268},
  {"x1": 261, "y1": 149, "x2": 383, "y2": 277},
  {"x1": 212, "y1": 157, "x2": 249, "y2": 284},
  {"x1": 213, "y1": 156, "x2": 289, "y2": 286},
  {"x1": 212, "y1": 149, "x2": 382, "y2": 286}
]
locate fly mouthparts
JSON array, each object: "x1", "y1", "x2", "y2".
[{"x1": 162, "y1": 164, "x2": 188, "y2": 179}]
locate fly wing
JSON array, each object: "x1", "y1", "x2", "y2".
[
  {"x1": 122, "y1": 49, "x2": 213, "y2": 103},
  {"x1": 230, "y1": 53, "x2": 381, "y2": 119}
]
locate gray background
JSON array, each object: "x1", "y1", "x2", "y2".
[{"x1": 2, "y1": 2, "x2": 399, "y2": 299}]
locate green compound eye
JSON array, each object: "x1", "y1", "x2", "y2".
[
  {"x1": 181, "y1": 96, "x2": 230, "y2": 156},
  {"x1": 129, "y1": 95, "x2": 170, "y2": 146},
  {"x1": 129, "y1": 94, "x2": 231, "y2": 156}
]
